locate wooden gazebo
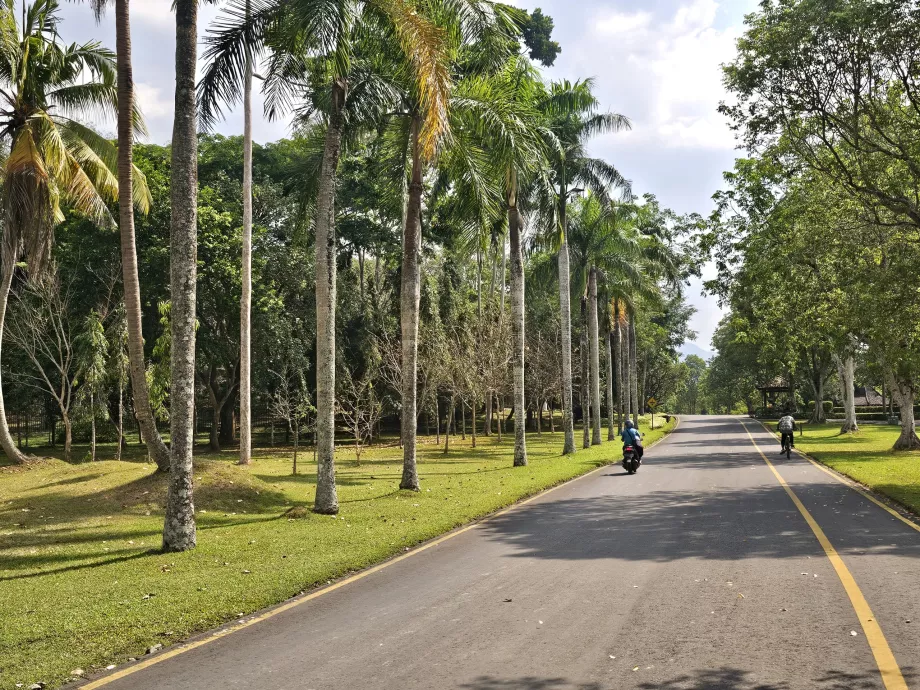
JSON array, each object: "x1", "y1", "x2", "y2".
[{"x1": 756, "y1": 378, "x2": 791, "y2": 410}]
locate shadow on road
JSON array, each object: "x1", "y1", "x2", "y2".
[
  {"x1": 475, "y1": 480, "x2": 920, "y2": 563},
  {"x1": 458, "y1": 666, "x2": 913, "y2": 689}
]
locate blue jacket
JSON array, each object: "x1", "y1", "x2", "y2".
[{"x1": 621, "y1": 427, "x2": 641, "y2": 446}]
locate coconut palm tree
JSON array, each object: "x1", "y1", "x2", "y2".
[
  {"x1": 77, "y1": 0, "x2": 171, "y2": 473},
  {"x1": 360, "y1": 0, "x2": 519, "y2": 490},
  {"x1": 198, "y1": 0, "x2": 453, "y2": 512},
  {"x1": 536, "y1": 79, "x2": 631, "y2": 454},
  {"x1": 0, "y1": 0, "x2": 149, "y2": 465}
]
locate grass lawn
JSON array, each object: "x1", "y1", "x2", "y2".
[
  {"x1": 773, "y1": 421, "x2": 920, "y2": 516},
  {"x1": 0, "y1": 415, "x2": 674, "y2": 690}
]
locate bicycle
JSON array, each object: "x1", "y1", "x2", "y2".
[{"x1": 780, "y1": 432, "x2": 792, "y2": 459}]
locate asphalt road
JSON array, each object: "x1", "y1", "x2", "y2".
[{"x1": 86, "y1": 416, "x2": 920, "y2": 690}]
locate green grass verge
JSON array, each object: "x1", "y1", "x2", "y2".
[
  {"x1": 772, "y1": 422, "x2": 920, "y2": 516},
  {"x1": 0, "y1": 416, "x2": 675, "y2": 689}
]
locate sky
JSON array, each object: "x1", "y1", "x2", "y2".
[{"x1": 54, "y1": 0, "x2": 759, "y2": 353}]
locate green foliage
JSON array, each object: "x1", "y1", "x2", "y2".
[{"x1": 519, "y1": 8, "x2": 560, "y2": 66}]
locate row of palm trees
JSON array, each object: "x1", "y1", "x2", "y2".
[
  {"x1": 0, "y1": 0, "x2": 672, "y2": 553},
  {"x1": 196, "y1": 0, "x2": 643, "y2": 517}
]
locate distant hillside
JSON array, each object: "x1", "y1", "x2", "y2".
[{"x1": 679, "y1": 342, "x2": 715, "y2": 361}]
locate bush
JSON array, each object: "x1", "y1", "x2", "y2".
[{"x1": 804, "y1": 401, "x2": 834, "y2": 416}]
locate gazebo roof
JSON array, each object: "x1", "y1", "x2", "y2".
[{"x1": 756, "y1": 377, "x2": 790, "y2": 393}]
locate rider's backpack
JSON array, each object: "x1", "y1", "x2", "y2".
[{"x1": 778, "y1": 417, "x2": 793, "y2": 432}]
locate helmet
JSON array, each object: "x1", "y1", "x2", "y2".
[{"x1": 625, "y1": 419, "x2": 635, "y2": 429}]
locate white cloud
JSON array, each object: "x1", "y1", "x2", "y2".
[
  {"x1": 585, "y1": 0, "x2": 742, "y2": 151},
  {"x1": 136, "y1": 82, "x2": 172, "y2": 119},
  {"x1": 594, "y1": 10, "x2": 652, "y2": 35},
  {"x1": 131, "y1": 0, "x2": 174, "y2": 29}
]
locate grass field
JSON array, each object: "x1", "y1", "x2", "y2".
[
  {"x1": 0, "y1": 416, "x2": 674, "y2": 690},
  {"x1": 771, "y1": 422, "x2": 920, "y2": 516}
]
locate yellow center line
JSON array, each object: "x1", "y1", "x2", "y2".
[
  {"x1": 740, "y1": 421, "x2": 908, "y2": 690},
  {"x1": 82, "y1": 419, "x2": 680, "y2": 689},
  {"x1": 753, "y1": 418, "x2": 920, "y2": 535}
]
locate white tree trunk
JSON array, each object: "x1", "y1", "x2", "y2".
[
  {"x1": 90, "y1": 392, "x2": 97, "y2": 462},
  {"x1": 837, "y1": 353, "x2": 859, "y2": 433},
  {"x1": 400, "y1": 116, "x2": 424, "y2": 492},
  {"x1": 558, "y1": 236, "x2": 576, "y2": 454},
  {"x1": 238, "y1": 48, "x2": 253, "y2": 466},
  {"x1": 508, "y1": 195, "x2": 527, "y2": 466},
  {"x1": 0, "y1": 263, "x2": 27, "y2": 464},
  {"x1": 629, "y1": 317, "x2": 639, "y2": 426},
  {"x1": 889, "y1": 374, "x2": 920, "y2": 450},
  {"x1": 588, "y1": 268, "x2": 602, "y2": 445},
  {"x1": 163, "y1": 0, "x2": 199, "y2": 553},
  {"x1": 606, "y1": 330, "x2": 615, "y2": 441}
]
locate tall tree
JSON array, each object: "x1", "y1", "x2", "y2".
[
  {"x1": 163, "y1": 0, "x2": 200, "y2": 552},
  {"x1": 79, "y1": 0, "x2": 171, "y2": 472},
  {"x1": 238, "y1": 0, "x2": 254, "y2": 465},
  {"x1": 0, "y1": 0, "x2": 147, "y2": 465},
  {"x1": 537, "y1": 79, "x2": 631, "y2": 454},
  {"x1": 201, "y1": 0, "x2": 457, "y2": 509}
]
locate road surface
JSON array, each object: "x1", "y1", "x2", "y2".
[{"x1": 85, "y1": 416, "x2": 920, "y2": 690}]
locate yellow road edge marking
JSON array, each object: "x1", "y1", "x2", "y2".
[
  {"x1": 754, "y1": 419, "x2": 920, "y2": 535},
  {"x1": 740, "y1": 421, "x2": 908, "y2": 690},
  {"x1": 81, "y1": 418, "x2": 680, "y2": 689}
]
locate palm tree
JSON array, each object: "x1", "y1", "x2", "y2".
[
  {"x1": 435, "y1": 55, "x2": 548, "y2": 468},
  {"x1": 0, "y1": 0, "x2": 149, "y2": 465},
  {"x1": 537, "y1": 79, "x2": 631, "y2": 454},
  {"x1": 372, "y1": 0, "x2": 517, "y2": 491},
  {"x1": 566, "y1": 196, "x2": 643, "y2": 446},
  {"x1": 199, "y1": 0, "x2": 453, "y2": 512},
  {"x1": 163, "y1": 0, "x2": 201, "y2": 553},
  {"x1": 78, "y1": 0, "x2": 171, "y2": 472}
]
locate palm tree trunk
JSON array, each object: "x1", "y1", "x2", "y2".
[
  {"x1": 558, "y1": 226, "x2": 576, "y2": 454},
  {"x1": 0, "y1": 263, "x2": 27, "y2": 464},
  {"x1": 606, "y1": 329, "x2": 615, "y2": 441},
  {"x1": 508, "y1": 192, "x2": 527, "y2": 467},
  {"x1": 238, "y1": 43, "x2": 253, "y2": 466},
  {"x1": 588, "y1": 268, "x2": 602, "y2": 445},
  {"x1": 163, "y1": 0, "x2": 199, "y2": 553},
  {"x1": 116, "y1": 0, "x2": 170, "y2": 473},
  {"x1": 400, "y1": 115, "x2": 423, "y2": 492},
  {"x1": 629, "y1": 317, "x2": 639, "y2": 426},
  {"x1": 580, "y1": 309, "x2": 590, "y2": 449},
  {"x1": 313, "y1": 81, "x2": 346, "y2": 514}
]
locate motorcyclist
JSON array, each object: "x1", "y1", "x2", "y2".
[
  {"x1": 620, "y1": 419, "x2": 643, "y2": 460},
  {"x1": 777, "y1": 412, "x2": 796, "y2": 453}
]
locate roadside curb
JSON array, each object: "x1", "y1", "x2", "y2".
[
  {"x1": 751, "y1": 418, "x2": 920, "y2": 535},
  {"x1": 78, "y1": 417, "x2": 679, "y2": 689}
]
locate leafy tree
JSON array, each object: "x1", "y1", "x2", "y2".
[{"x1": 0, "y1": 0, "x2": 145, "y2": 465}]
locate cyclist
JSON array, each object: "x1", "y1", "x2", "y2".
[
  {"x1": 777, "y1": 413, "x2": 796, "y2": 454},
  {"x1": 621, "y1": 419, "x2": 643, "y2": 460}
]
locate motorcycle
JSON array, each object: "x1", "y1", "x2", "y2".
[{"x1": 622, "y1": 445, "x2": 641, "y2": 474}]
